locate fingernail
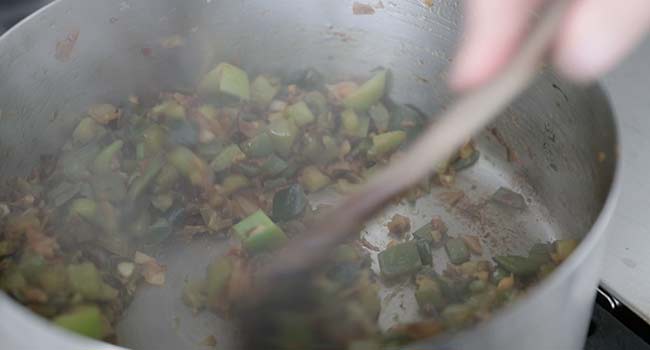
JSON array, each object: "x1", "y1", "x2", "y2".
[{"x1": 553, "y1": 31, "x2": 615, "y2": 82}]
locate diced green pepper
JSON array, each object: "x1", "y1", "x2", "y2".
[
  {"x1": 151, "y1": 193, "x2": 174, "y2": 212},
  {"x1": 199, "y1": 63, "x2": 251, "y2": 101},
  {"x1": 92, "y1": 140, "x2": 123, "y2": 174},
  {"x1": 369, "y1": 103, "x2": 391, "y2": 133},
  {"x1": 445, "y1": 238, "x2": 470, "y2": 265},
  {"x1": 68, "y1": 198, "x2": 98, "y2": 222},
  {"x1": 167, "y1": 146, "x2": 209, "y2": 186},
  {"x1": 367, "y1": 131, "x2": 406, "y2": 159},
  {"x1": 268, "y1": 118, "x2": 298, "y2": 157},
  {"x1": 287, "y1": 101, "x2": 316, "y2": 128},
  {"x1": 494, "y1": 255, "x2": 540, "y2": 277},
  {"x1": 211, "y1": 144, "x2": 246, "y2": 173},
  {"x1": 233, "y1": 210, "x2": 288, "y2": 254},
  {"x1": 272, "y1": 184, "x2": 307, "y2": 221},
  {"x1": 251, "y1": 75, "x2": 280, "y2": 108},
  {"x1": 66, "y1": 262, "x2": 117, "y2": 301},
  {"x1": 241, "y1": 132, "x2": 274, "y2": 158},
  {"x1": 378, "y1": 241, "x2": 423, "y2": 279},
  {"x1": 205, "y1": 256, "x2": 233, "y2": 302},
  {"x1": 53, "y1": 305, "x2": 105, "y2": 339},
  {"x1": 300, "y1": 166, "x2": 331, "y2": 193},
  {"x1": 415, "y1": 239, "x2": 433, "y2": 266},
  {"x1": 261, "y1": 154, "x2": 289, "y2": 178},
  {"x1": 343, "y1": 70, "x2": 387, "y2": 112}
]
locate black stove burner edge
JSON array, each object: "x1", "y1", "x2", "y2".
[{"x1": 592, "y1": 286, "x2": 650, "y2": 344}]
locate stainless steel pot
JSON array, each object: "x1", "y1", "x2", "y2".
[{"x1": 0, "y1": 0, "x2": 620, "y2": 349}]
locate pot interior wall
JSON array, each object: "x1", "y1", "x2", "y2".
[{"x1": 0, "y1": 0, "x2": 617, "y2": 349}]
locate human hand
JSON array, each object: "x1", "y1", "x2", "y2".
[{"x1": 449, "y1": 0, "x2": 650, "y2": 91}]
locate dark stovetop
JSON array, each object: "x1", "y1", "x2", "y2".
[{"x1": 2, "y1": 1, "x2": 650, "y2": 349}]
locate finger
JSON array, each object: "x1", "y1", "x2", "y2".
[
  {"x1": 553, "y1": 0, "x2": 650, "y2": 82},
  {"x1": 449, "y1": 0, "x2": 545, "y2": 91}
]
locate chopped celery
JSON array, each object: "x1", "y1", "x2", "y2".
[
  {"x1": 272, "y1": 184, "x2": 307, "y2": 221},
  {"x1": 343, "y1": 70, "x2": 387, "y2": 112},
  {"x1": 369, "y1": 103, "x2": 391, "y2": 133},
  {"x1": 167, "y1": 146, "x2": 209, "y2": 186},
  {"x1": 211, "y1": 144, "x2": 246, "y2": 173},
  {"x1": 199, "y1": 63, "x2": 251, "y2": 101},
  {"x1": 92, "y1": 140, "x2": 123, "y2": 173},
  {"x1": 233, "y1": 210, "x2": 288, "y2": 254},
  {"x1": 445, "y1": 238, "x2": 470, "y2": 265},
  {"x1": 221, "y1": 174, "x2": 251, "y2": 195},
  {"x1": 367, "y1": 131, "x2": 406, "y2": 159},
  {"x1": 378, "y1": 241, "x2": 423, "y2": 279},
  {"x1": 53, "y1": 305, "x2": 105, "y2": 339},
  {"x1": 287, "y1": 101, "x2": 316, "y2": 128},
  {"x1": 300, "y1": 166, "x2": 331, "y2": 193},
  {"x1": 241, "y1": 132, "x2": 274, "y2": 158},
  {"x1": 251, "y1": 75, "x2": 280, "y2": 108},
  {"x1": 268, "y1": 118, "x2": 298, "y2": 157}
]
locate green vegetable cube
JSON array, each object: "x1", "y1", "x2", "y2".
[
  {"x1": 53, "y1": 305, "x2": 105, "y2": 339},
  {"x1": 287, "y1": 101, "x2": 316, "y2": 128},
  {"x1": 415, "y1": 274, "x2": 445, "y2": 313},
  {"x1": 272, "y1": 184, "x2": 308, "y2": 221},
  {"x1": 445, "y1": 238, "x2": 470, "y2": 265},
  {"x1": 199, "y1": 63, "x2": 251, "y2": 101},
  {"x1": 233, "y1": 210, "x2": 287, "y2": 254},
  {"x1": 367, "y1": 131, "x2": 406, "y2": 159},
  {"x1": 211, "y1": 144, "x2": 246, "y2": 173},
  {"x1": 378, "y1": 241, "x2": 423, "y2": 279},
  {"x1": 343, "y1": 70, "x2": 388, "y2": 112},
  {"x1": 251, "y1": 75, "x2": 280, "y2": 107}
]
